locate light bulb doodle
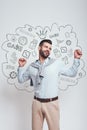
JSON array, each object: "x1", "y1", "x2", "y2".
[{"x1": 1, "y1": 23, "x2": 86, "y2": 92}]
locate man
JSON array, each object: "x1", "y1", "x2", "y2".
[{"x1": 17, "y1": 39, "x2": 82, "y2": 130}]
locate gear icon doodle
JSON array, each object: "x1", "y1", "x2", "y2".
[{"x1": 10, "y1": 71, "x2": 17, "y2": 79}]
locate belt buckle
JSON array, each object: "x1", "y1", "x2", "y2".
[{"x1": 50, "y1": 98, "x2": 52, "y2": 102}]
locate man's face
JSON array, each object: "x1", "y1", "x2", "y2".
[{"x1": 39, "y1": 42, "x2": 52, "y2": 59}]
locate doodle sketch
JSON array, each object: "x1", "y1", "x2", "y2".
[{"x1": 1, "y1": 23, "x2": 86, "y2": 92}]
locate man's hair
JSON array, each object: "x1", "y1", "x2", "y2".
[{"x1": 39, "y1": 39, "x2": 52, "y2": 46}]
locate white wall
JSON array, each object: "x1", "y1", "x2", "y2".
[{"x1": 0, "y1": 0, "x2": 87, "y2": 130}]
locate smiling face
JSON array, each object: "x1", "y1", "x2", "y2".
[{"x1": 39, "y1": 42, "x2": 52, "y2": 59}]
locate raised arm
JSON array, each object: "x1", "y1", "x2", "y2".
[
  {"x1": 17, "y1": 58, "x2": 31, "y2": 83},
  {"x1": 60, "y1": 49, "x2": 82, "y2": 77}
]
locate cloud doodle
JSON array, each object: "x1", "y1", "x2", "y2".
[{"x1": 1, "y1": 23, "x2": 86, "y2": 92}]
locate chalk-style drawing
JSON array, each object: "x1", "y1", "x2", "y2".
[{"x1": 1, "y1": 23, "x2": 86, "y2": 92}]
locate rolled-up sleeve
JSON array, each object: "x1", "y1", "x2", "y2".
[
  {"x1": 17, "y1": 66, "x2": 31, "y2": 83},
  {"x1": 60, "y1": 59, "x2": 80, "y2": 77}
]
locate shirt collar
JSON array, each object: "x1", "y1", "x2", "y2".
[{"x1": 36, "y1": 57, "x2": 50, "y2": 65}]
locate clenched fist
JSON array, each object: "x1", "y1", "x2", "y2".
[
  {"x1": 18, "y1": 58, "x2": 27, "y2": 67},
  {"x1": 74, "y1": 49, "x2": 82, "y2": 59}
]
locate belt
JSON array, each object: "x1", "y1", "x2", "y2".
[{"x1": 34, "y1": 96, "x2": 58, "y2": 103}]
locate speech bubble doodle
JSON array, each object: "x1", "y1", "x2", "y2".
[{"x1": 1, "y1": 23, "x2": 86, "y2": 92}]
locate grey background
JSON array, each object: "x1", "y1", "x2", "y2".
[{"x1": 0, "y1": 0, "x2": 87, "y2": 130}]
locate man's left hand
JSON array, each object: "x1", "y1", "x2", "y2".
[{"x1": 74, "y1": 49, "x2": 82, "y2": 59}]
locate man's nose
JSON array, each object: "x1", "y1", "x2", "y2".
[
  {"x1": 47, "y1": 48, "x2": 51, "y2": 51},
  {"x1": 46, "y1": 49, "x2": 50, "y2": 53}
]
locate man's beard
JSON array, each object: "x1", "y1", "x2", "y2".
[{"x1": 39, "y1": 49, "x2": 50, "y2": 59}]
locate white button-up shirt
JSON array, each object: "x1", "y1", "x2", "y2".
[{"x1": 17, "y1": 57, "x2": 80, "y2": 98}]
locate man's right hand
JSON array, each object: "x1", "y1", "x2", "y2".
[{"x1": 18, "y1": 58, "x2": 27, "y2": 67}]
